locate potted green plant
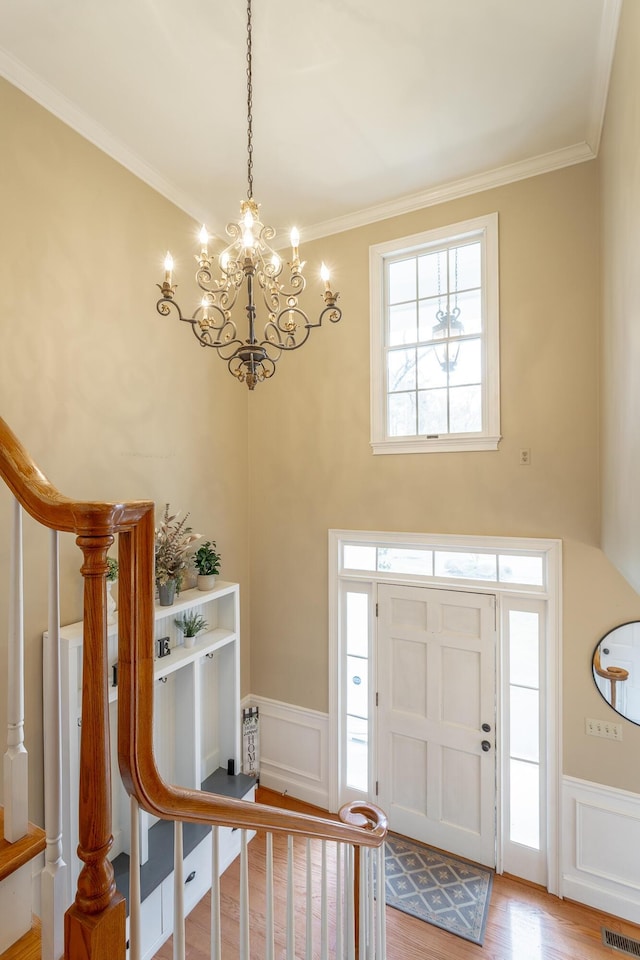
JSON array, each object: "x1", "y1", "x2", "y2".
[
  {"x1": 106, "y1": 556, "x2": 118, "y2": 624},
  {"x1": 193, "y1": 540, "x2": 222, "y2": 591},
  {"x1": 174, "y1": 611, "x2": 208, "y2": 649},
  {"x1": 154, "y1": 504, "x2": 201, "y2": 606}
]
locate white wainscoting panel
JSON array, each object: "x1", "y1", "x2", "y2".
[
  {"x1": 562, "y1": 776, "x2": 640, "y2": 923},
  {"x1": 245, "y1": 697, "x2": 329, "y2": 809}
]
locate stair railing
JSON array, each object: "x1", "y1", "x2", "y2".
[
  {"x1": 1, "y1": 416, "x2": 153, "y2": 960},
  {"x1": 0, "y1": 416, "x2": 388, "y2": 960}
]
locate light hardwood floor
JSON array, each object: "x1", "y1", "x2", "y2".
[{"x1": 155, "y1": 788, "x2": 640, "y2": 960}]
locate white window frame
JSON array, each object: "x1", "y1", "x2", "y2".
[{"x1": 369, "y1": 213, "x2": 501, "y2": 454}]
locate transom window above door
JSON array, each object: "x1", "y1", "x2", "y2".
[{"x1": 370, "y1": 213, "x2": 500, "y2": 454}]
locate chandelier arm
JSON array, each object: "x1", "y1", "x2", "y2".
[
  {"x1": 255, "y1": 222, "x2": 276, "y2": 246},
  {"x1": 260, "y1": 302, "x2": 343, "y2": 354},
  {"x1": 254, "y1": 267, "x2": 306, "y2": 318},
  {"x1": 267, "y1": 272, "x2": 306, "y2": 301},
  {"x1": 156, "y1": 297, "x2": 184, "y2": 322},
  {"x1": 256, "y1": 275, "x2": 287, "y2": 316},
  {"x1": 199, "y1": 278, "x2": 241, "y2": 314},
  {"x1": 157, "y1": 296, "x2": 246, "y2": 355}
]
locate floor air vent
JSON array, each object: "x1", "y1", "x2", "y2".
[{"x1": 602, "y1": 928, "x2": 640, "y2": 957}]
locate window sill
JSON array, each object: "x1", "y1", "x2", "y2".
[{"x1": 370, "y1": 435, "x2": 502, "y2": 455}]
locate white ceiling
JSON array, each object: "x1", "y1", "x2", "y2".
[{"x1": 0, "y1": 0, "x2": 621, "y2": 241}]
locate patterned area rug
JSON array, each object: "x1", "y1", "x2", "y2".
[{"x1": 383, "y1": 834, "x2": 494, "y2": 945}]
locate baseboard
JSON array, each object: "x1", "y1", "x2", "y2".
[
  {"x1": 562, "y1": 776, "x2": 640, "y2": 923},
  {"x1": 242, "y1": 696, "x2": 329, "y2": 810}
]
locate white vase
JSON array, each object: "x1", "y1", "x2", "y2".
[
  {"x1": 107, "y1": 580, "x2": 117, "y2": 625},
  {"x1": 183, "y1": 634, "x2": 196, "y2": 649},
  {"x1": 197, "y1": 574, "x2": 218, "y2": 591}
]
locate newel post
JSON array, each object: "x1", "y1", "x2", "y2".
[{"x1": 64, "y1": 533, "x2": 125, "y2": 960}]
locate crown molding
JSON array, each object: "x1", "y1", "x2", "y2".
[{"x1": 301, "y1": 142, "x2": 596, "y2": 243}]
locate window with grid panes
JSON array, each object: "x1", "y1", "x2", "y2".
[{"x1": 370, "y1": 214, "x2": 500, "y2": 454}]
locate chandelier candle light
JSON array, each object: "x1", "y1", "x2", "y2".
[{"x1": 156, "y1": 0, "x2": 342, "y2": 390}]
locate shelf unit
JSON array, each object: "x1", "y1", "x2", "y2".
[{"x1": 54, "y1": 580, "x2": 254, "y2": 959}]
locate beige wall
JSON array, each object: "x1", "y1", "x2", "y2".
[
  {"x1": 248, "y1": 161, "x2": 640, "y2": 793},
  {"x1": 4, "y1": 3, "x2": 640, "y2": 827},
  {"x1": 600, "y1": 0, "x2": 640, "y2": 592},
  {"x1": 0, "y1": 78, "x2": 250, "y2": 824}
]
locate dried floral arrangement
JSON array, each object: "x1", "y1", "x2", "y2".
[{"x1": 154, "y1": 504, "x2": 201, "y2": 589}]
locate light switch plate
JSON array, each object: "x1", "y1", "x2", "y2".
[{"x1": 585, "y1": 718, "x2": 622, "y2": 740}]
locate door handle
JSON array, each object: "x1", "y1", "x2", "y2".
[
  {"x1": 481, "y1": 740, "x2": 491, "y2": 752},
  {"x1": 481, "y1": 723, "x2": 491, "y2": 732}
]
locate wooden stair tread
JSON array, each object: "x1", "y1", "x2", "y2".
[
  {"x1": 0, "y1": 809, "x2": 46, "y2": 883},
  {"x1": 0, "y1": 917, "x2": 40, "y2": 960}
]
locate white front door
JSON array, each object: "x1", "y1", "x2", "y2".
[{"x1": 377, "y1": 584, "x2": 496, "y2": 866}]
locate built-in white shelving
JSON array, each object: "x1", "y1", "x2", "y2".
[{"x1": 53, "y1": 579, "x2": 254, "y2": 960}]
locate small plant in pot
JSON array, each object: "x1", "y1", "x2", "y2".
[
  {"x1": 193, "y1": 540, "x2": 221, "y2": 591},
  {"x1": 174, "y1": 611, "x2": 208, "y2": 649},
  {"x1": 106, "y1": 556, "x2": 119, "y2": 624}
]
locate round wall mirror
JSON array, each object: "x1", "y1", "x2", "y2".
[{"x1": 592, "y1": 622, "x2": 640, "y2": 725}]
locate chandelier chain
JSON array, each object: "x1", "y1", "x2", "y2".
[{"x1": 246, "y1": 0, "x2": 253, "y2": 199}]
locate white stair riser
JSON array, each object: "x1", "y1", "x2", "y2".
[{"x1": 0, "y1": 861, "x2": 32, "y2": 953}]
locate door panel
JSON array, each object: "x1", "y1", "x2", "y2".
[{"x1": 377, "y1": 584, "x2": 496, "y2": 866}]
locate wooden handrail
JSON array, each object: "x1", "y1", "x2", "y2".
[
  {"x1": 0, "y1": 418, "x2": 151, "y2": 536},
  {"x1": 0, "y1": 415, "x2": 387, "y2": 960},
  {"x1": 117, "y1": 510, "x2": 388, "y2": 846}
]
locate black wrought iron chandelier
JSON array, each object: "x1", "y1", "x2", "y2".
[{"x1": 156, "y1": 0, "x2": 342, "y2": 390}]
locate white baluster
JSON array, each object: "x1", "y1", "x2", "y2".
[
  {"x1": 336, "y1": 844, "x2": 344, "y2": 960},
  {"x1": 129, "y1": 797, "x2": 142, "y2": 960},
  {"x1": 346, "y1": 846, "x2": 355, "y2": 960},
  {"x1": 320, "y1": 840, "x2": 328, "y2": 960},
  {"x1": 265, "y1": 832, "x2": 274, "y2": 960},
  {"x1": 240, "y1": 829, "x2": 250, "y2": 960},
  {"x1": 41, "y1": 529, "x2": 67, "y2": 960},
  {"x1": 173, "y1": 821, "x2": 185, "y2": 960},
  {"x1": 4, "y1": 498, "x2": 27, "y2": 841},
  {"x1": 305, "y1": 838, "x2": 312, "y2": 960},
  {"x1": 376, "y1": 845, "x2": 387, "y2": 960},
  {"x1": 367, "y1": 848, "x2": 375, "y2": 959},
  {"x1": 210, "y1": 826, "x2": 220, "y2": 960},
  {"x1": 286, "y1": 835, "x2": 295, "y2": 960},
  {"x1": 359, "y1": 850, "x2": 367, "y2": 960}
]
